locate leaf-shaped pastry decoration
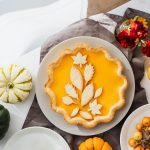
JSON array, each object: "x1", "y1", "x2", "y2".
[
  {"x1": 94, "y1": 88, "x2": 103, "y2": 98},
  {"x1": 62, "y1": 96, "x2": 74, "y2": 105},
  {"x1": 65, "y1": 84, "x2": 78, "y2": 99},
  {"x1": 70, "y1": 66, "x2": 83, "y2": 91},
  {"x1": 89, "y1": 99, "x2": 102, "y2": 115},
  {"x1": 72, "y1": 52, "x2": 87, "y2": 67},
  {"x1": 80, "y1": 111, "x2": 92, "y2": 120},
  {"x1": 84, "y1": 64, "x2": 94, "y2": 83},
  {"x1": 71, "y1": 107, "x2": 79, "y2": 117},
  {"x1": 81, "y1": 83, "x2": 94, "y2": 106}
]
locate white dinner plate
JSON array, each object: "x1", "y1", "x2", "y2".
[
  {"x1": 120, "y1": 104, "x2": 150, "y2": 150},
  {"x1": 36, "y1": 36, "x2": 135, "y2": 136},
  {"x1": 3, "y1": 127, "x2": 70, "y2": 150}
]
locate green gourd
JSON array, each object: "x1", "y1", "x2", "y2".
[{"x1": 0, "y1": 104, "x2": 10, "y2": 140}]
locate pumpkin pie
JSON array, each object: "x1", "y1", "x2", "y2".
[{"x1": 45, "y1": 44, "x2": 128, "y2": 128}]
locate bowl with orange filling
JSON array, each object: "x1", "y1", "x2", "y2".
[{"x1": 45, "y1": 43, "x2": 128, "y2": 128}]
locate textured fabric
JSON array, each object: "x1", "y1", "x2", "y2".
[{"x1": 23, "y1": 8, "x2": 149, "y2": 150}]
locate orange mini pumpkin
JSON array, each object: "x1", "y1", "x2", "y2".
[{"x1": 78, "y1": 137, "x2": 112, "y2": 150}]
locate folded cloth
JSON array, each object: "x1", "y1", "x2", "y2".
[{"x1": 23, "y1": 8, "x2": 148, "y2": 150}]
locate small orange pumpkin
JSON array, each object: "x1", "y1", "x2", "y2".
[{"x1": 78, "y1": 137, "x2": 112, "y2": 150}]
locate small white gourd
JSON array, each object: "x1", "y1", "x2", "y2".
[{"x1": 0, "y1": 64, "x2": 32, "y2": 103}]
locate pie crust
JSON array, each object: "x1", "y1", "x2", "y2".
[{"x1": 45, "y1": 44, "x2": 128, "y2": 128}]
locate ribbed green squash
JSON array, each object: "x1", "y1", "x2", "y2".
[{"x1": 0, "y1": 104, "x2": 10, "y2": 140}]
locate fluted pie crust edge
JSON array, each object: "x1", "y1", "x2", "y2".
[{"x1": 45, "y1": 45, "x2": 128, "y2": 128}]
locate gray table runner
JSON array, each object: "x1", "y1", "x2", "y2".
[{"x1": 23, "y1": 8, "x2": 149, "y2": 150}]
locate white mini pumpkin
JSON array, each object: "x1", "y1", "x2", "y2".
[{"x1": 0, "y1": 64, "x2": 32, "y2": 103}]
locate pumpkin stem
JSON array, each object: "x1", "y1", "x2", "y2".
[{"x1": 7, "y1": 82, "x2": 14, "y2": 89}]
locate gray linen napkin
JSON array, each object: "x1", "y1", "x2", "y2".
[{"x1": 23, "y1": 8, "x2": 149, "y2": 150}]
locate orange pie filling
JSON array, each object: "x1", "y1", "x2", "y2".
[{"x1": 45, "y1": 46, "x2": 128, "y2": 127}]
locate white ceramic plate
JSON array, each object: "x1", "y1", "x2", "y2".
[
  {"x1": 3, "y1": 127, "x2": 70, "y2": 150},
  {"x1": 36, "y1": 36, "x2": 135, "y2": 136},
  {"x1": 120, "y1": 104, "x2": 150, "y2": 150}
]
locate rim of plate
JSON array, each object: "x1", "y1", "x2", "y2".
[
  {"x1": 3, "y1": 127, "x2": 70, "y2": 150},
  {"x1": 36, "y1": 36, "x2": 135, "y2": 136},
  {"x1": 120, "y1": 104, "x2": 150, "y2": 150}
]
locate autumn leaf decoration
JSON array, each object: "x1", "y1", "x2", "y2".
[{"x1": 62, "y1": 52, "x2": 103, "y2": 120}]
